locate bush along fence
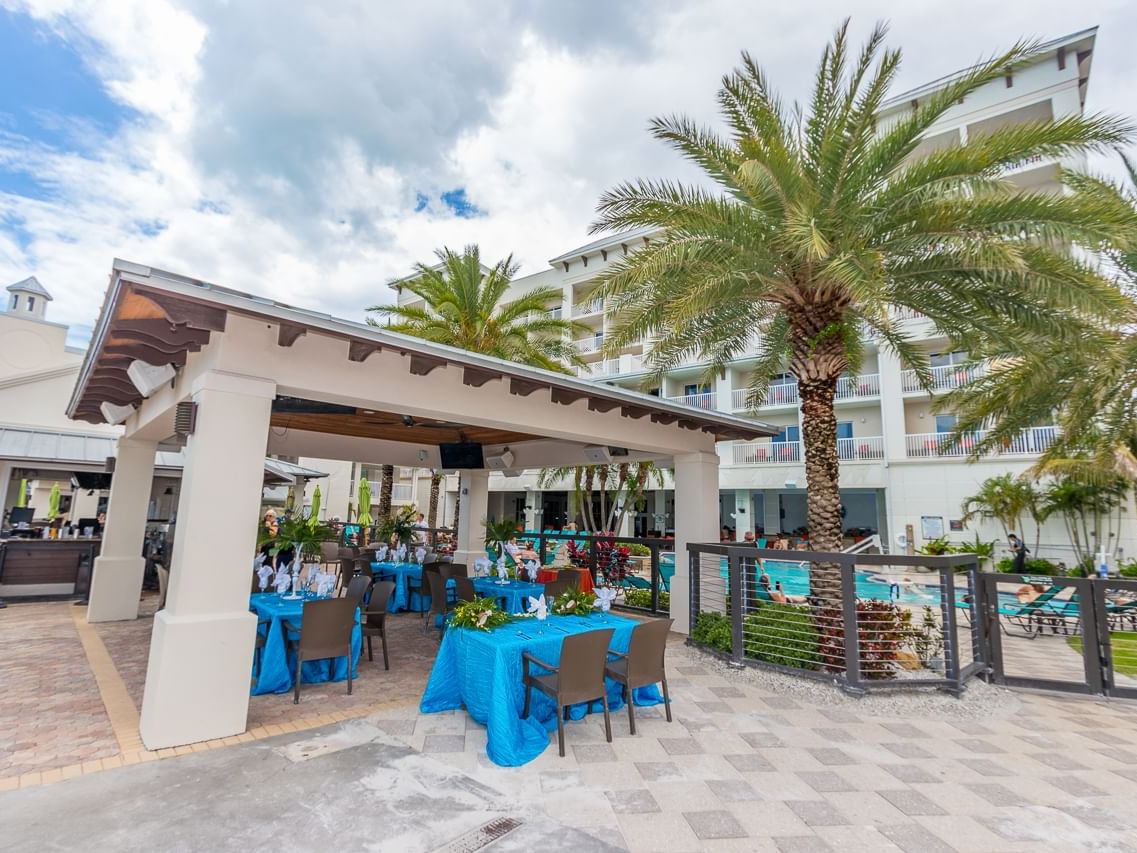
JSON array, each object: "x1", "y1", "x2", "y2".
[{"x1": 687, "y1": 543, "x2": 984, "y2": 695}]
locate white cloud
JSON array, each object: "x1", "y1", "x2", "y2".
[{"x1": 2, "y1": 0, "x2": 1136, "y2": 338}]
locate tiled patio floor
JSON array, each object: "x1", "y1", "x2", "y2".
[{"x1": 3, "y1": 597, "x2": 1137, "y2": 851}]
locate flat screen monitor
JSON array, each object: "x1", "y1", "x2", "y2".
[
  {"x1": 438, "y1": 441, "x2": 485, "y2": 469},
  {"x1": 72, "y1": 472, "x2": 113, "y2": 490},
  {"x1": 8, "y1": 507, "x2": 33, "y2": 525}
]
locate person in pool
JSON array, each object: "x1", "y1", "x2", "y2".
[{"x1": 770, "y1": 580, "x2": 807, "y2": 605}]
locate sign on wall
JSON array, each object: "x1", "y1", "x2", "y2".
[{"x1": 921, "y1": 515, "x2": 945, "y2": 540}]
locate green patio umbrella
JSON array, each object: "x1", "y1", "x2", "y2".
[
  {"x1": 357, "y1": 477, "x2": 373, "y2": 526},
  {"x1": 16, "y1": 478, "x2": 27, "y2": 508},
  {"x1": 308, "y1": 484, "x2": 322, "y2": 528},
  {"x1": 47, "y1": 483, "x2": 61, "y2": 519}
]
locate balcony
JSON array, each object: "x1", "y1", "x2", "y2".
[
  {"x1": 837, "y1": 435, "x2": 884, "y2": 461},
  {"x1": 731, "y1": 440, "x2": 802, "y2": 465},
  {"x1": 905, "y1": 426, "x2": 1058, "y2": 459},
  {"x1": 575, "y1": 335, "x2": 604, "y2": 354},
  {"x1": 730, "y1": 374, "x2": 877, "y2": 411},
  {"x1": 572, "y1": 298, "x2": 603, "y2": 317},
  {"x1": 666, "y1": 391, "x2": 715, "y2": 410},
  {"x1": 901, "y1": 361, "x2": 986, "y2": 394},
  {"x1": 892, "y1": 306, "x2": 926, "y2": 321},
  {"x1": 545, "y1": 307, "x2": 562, "y2": 321},
  {"x1": 577, "y1": 355, "x2": 643, "y2": 379},
  {"x1": 835, "y1": 373, "x2": 880, "y2": 400}
]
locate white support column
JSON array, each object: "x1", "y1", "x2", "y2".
[
  {"x1": 454, "y1": 469, "x2": 489, "y2": 565},
  {"x1": 763, "y1": 491, "x2": 782, "y2": 536},
  {"x1": 139, "y1": 372, "x2": 275, "y2": 750},
  {"x1": 524, "y1": 488, "x2": 542, "y2": 531},
  {"x1": 672, "y1": 451, "x2": 720, "y2": 635},
  {"x1": 87, "y1": 436, "x2": 157, "y2": 623},
  {"x1": 714, "y1": 371, "x2": 733, "y2": 413},
  {"x1": 878, "y1": 347, "x2": 908, "y2": 461},
  {"x1": 734, "y1": 489, "x2": 754, "y2": 536}
]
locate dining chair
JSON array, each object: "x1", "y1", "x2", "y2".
[
  {"x1": 361, "y1": 581, "x2": 395, "y2": 670},
  {"x1": 522, "y1": 628, "x2": 615, "y2": 757},
  {"x1": 343, "y1": 574, "x2": 372, "y2": 607},
  {"x1": 453, "y1": 576, "x2": 477, "y2": 603},
  {"x1": 250, "y1": 569, "x2": 261, "y2": 595},
  {"x1": 320, "y1": 541, "x2": 339, "y2": 566},
  {"x1": 604, "y1": 617, "x2": 674, "y2": 734},
  {"x1": 560, "y1": 570, "x2": 581, "y2": 590},
  {"x1": 353, "y1": 556, "x2": 377, "y2": 580},
  {"x1": 283, "y1": 597, "x2": 356, "y2": 704},
  {"x1": 440, "y1": 563, "x2": 469, "y2": 581},
  {"x1": 542, "y1": 576, "x2": 573, "y2": 601},
  {"x1": 425, "y1": 569, "x2": 452, "y2": 637},
  {"x1": 414, "y1": 562, "x2": 443, "y2": 619}
]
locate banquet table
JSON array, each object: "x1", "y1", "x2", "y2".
[
  {"x1": 370, "y1": 561, "x2": 428, "y2": 613},
  {"x1": 471, "y1": 577, "x2": 546, "y2": 614},
  {"x1": 536, "y1": 567, "x2": 595, "y2": 594},
  {"x1": 420, "y1": 612, "x2": 664, "y2": 766},
  {"x1": 250, "y1": 593, "x2": 361, "y2": 696}
]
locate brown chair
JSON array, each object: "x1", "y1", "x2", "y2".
[
  {"x1": 413, "y1": 562, "x2": 443, "y2": 619},
  {"x1": 440, "y1": 563, "x2": 468, "y2": 581},
  {"x1": 343, "y1": 574, "x2": 372, "y2": 607},
  {"x1": 251, "y1": 569, "x2": 261, "y2": 594},
  {"x1": 361, "y1": 581, "x2": 395, "y2": 670},
  {"x1": 425, "y1": 568, "x2": 451, "y2": 636},
  {"x1": 604, "y1": 617, "x2": 673, "y2": 734},
  {"x1": 338, "y1": 557, "x2": 357, "y2": 585},
  {"x1": 453, "y1": 576, "x2": 477, "y2": 602},
  {"x1": 559, "y1": 569, "x2": 581, "y2": 590},
  {"x1": 522, "y1": 628, "x2": 615, "y2": 757},
  {"x1": 283, "y1": 598, "x2": 356, "y2": 704},
  {"x1": 543, "y1": 576, "x2": 573, "y2": 601},
  {"x1": 320, "y1": 541, "x2": 339, "y2": 566}
]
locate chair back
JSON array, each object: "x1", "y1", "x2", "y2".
[
  {"x1": 625, "y1": 618, "x2": 673, "y2": 686},
  {"x1": 320, "y1": 541, "x2": 339, "y2": 564},
  {"x1": 344, "y1": 574, "x2": 372, "y2": 606},
  {"x1": 423, "y1": 561, "x2": 445, "y2": 574},
  {"x1": 441, "y1": 563, "x2": 468, "y2": 581},
  {"x1": 353, "y1": 556, "x2": 374, "y2": 578},
  {"x1": 298, "y1": 598, "x2": 356, "y2": 659},
  {"x1": 556, "y1": 629, "x2": 615, "y2": 704},
  {"x1": 559, "y1": 570, "x2": 580, "y2": 590},
  {"x1": 338, "y1": 546, "x2": 359, "y2": 561},
  {"x1": 364, "y1": 581, "x2": 395, "y2": 627},
  {"x1": 251, "y1": 570, "x2": 261, "y2": 594},
  {"x1": 453, "y1": 576, "x2": 477, "y2": 602},
  {"x1": 339, "y1": 557, "x2": 357, "y2": 581},
  {"x1": 543, "y1": 577, "x2": 572, "y2": 601},
  {"x1": 426, "y1": 568, "x2": 450, "y2": 616}
]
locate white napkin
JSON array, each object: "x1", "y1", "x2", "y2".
[
  {"x1": 376, "y1": 545, "x2": 389, "y2": 562},
  {"x1": 415, "y1": 547, "x2": 427, "y2": 564},
  {"x1": 396, "y1": 544, "x2": 407, "y2": 561},
  {"x1": 524, "y1": 560, "x2": 539, "y2": 582},
  {"x1": 527, "y1": 594, "x2": 548, "y2": 621},
  {"x1": 496, "y1": 557, "x2": 508, "y2": 582},
  {"x1": 257, "y1": 565, "x2": 274, "y2": 591},
  {"x1": 594, "y1": 587, "x2": 617, "y2": 613},
  {"x1": 274, "y1": 572, "x2": 291, "y2": 594},
  {"x1": 316, "y1": 572, "x2": 335, "y2": 597},
  {"x1": 473, "y1": 557, "x2": 491, "y2": 577},
  {"x1": 254, "y1": 553, "x2": 266, "y2": 567}
]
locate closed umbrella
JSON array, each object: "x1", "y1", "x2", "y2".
[
  {"x1": 48, "y1": 483, "x2": 61, "y2": 519},
  {"x1": 308, "y1": 484, "x2": 322, "y2": 528},
  {"x1": 357, "y1": 477, "x2": 373, "y2": 526},
  {"x1": 16, "y1": 478, "x2": 27, "y2": 508}
]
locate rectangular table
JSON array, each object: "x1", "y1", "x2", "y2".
[
  {"x1": 472, "y1": 577, "x2": 546, "y2": 615},
  {"x1": 250, "y1": 593, "x2": 361, "y2": 695},
  {"x1": 420, "y1": 612, "x2": 664, "y2": 765}
]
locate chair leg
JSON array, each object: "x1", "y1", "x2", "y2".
[
  {"x1": 293, "y1": 653, "x2": 302, "y2": 705},
  {"x1": 662, "y1": 676, "x2": 672, "y2": 722},
  {"x1": 556, "y1": 707, "x2": 566, "y2": 757},
  {"x1": 522, "y1": 682, "x2": 532, "y2": 719},
  {"x1": 347, "y1": 644, "x2": 353, "y2": 696},
  {"x1": 381, "y1": 629, "x2": 390, "y2": 671},
  {"x1": 366, "y1": 635, "x2": 373, "y2": 662},
  {"x1": 625, "y1": 684, "x2": 636, "y2": 735},
  {"x1": 601, "y1": 693, "x2": 612, "y2": 743}
]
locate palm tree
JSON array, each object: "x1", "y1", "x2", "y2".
[
  {"x1": 538, "y1": 462, "x2": 664, "y2": 532},
  {"x1": 368, "y1": 245, "x2": 589, "y2": 373},
  {"x1": 589, "y1": 21, "x2": 1133, "y2": 595},
  {"x1": 960, "y1": 474, "x2": 1041, "y2": 551},
  {"x1": 376, "y1": 464, "x2": 394, "y2": 519},
  {"x1": 427, "y1": 471, "x2": 443, "y2": 528}
]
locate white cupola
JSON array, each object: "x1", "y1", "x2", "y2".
[{"x1": 5, "y1": 276, "x2": 53, "y2": 321}]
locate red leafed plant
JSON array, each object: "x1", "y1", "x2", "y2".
[
  {"x1": 566, "y1": 536, "x2": 631, "y2": 582},
  {"x1": 814, "y1": 599, "x2": 906, "y2": 679}
]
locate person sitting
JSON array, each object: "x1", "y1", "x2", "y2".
[
  {"x1": 769, "y1": 580, "x2": 807, "y2": 605},
  {"x1": 503, "y1": 535, "x2": 538, "y2": 563},
  {"x1": 743, "y1": 531, "x2": 756, "y2": 545},
  {"x1": 772, "y1": 536, "x2": 790, "y2": 550}
]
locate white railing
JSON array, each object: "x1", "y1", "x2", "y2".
[
  {"x1": 837, "y1": 435, "x2": 884, "y2": 461},
  {"x1": 905, "y1": 426, "x2": 1059, "y2": 459},
  {"x1": 576, "y1": 354, "x2": 644, "y2": 378},
  {"x1": 667, "y1": 391, "x2": 715, "y2": 410},
  {"x1": 892, "y1": 307, "x2": 926, "y2": 321},
  {"x1": 835, "y1": 373, "x2": 880, "y2": 399},
  {"x1": 766, "y1": 383, "x2": 799, "y2": 406},
  {"x1": 573, "y1": 298, "x2": 603, "y2": 316},
  {"x1": 731, "y1": 388, "x2": 750, "y2": 410},
  {"x1": 901, "y1": 361, "x2": 986, "y2": 393},
  {"x1": 367, "y1": 481, "x2": 414, "y2": 502},
  {"x1": 731, "y1": 440, "x2": 802, "y2": 465},
  {"x1": 575, "y1": 335, "x2": 604, "y2": 354},
  {"x1": 545, "y1": 307, "x2": 562, "y2": 321}
]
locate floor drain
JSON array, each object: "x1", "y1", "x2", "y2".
[{"x1": 435, "y1": 817, "x2": 523, "y2": 853}]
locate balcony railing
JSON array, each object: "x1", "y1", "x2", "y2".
[
  {"x1": 892, "y1": 307, "x2": 926, "y2": 321},
  {"x1": 835, "y1": 373, "x2": 880, "y2": 400},
  {"x1": 367, "y1": 481, "x2": 414, "y2": 502},
  {"x1": 901, "y1": 361, "x2": 986, "y2": 393},
  {"x1": 731, "y1": 440, "x2": 802, "y2": 465},
  {"x1": 573, "y1": 298, "x2": 603, "y2": 316},
  {"x1": 576, "y1": 355, "x2": 644, "y2": 379},
  {"x1": 545, "y1": 307, "x2": 562, "y2": 321},
  {"x1": 837, "y1": 435, "x2": 885, "y2": 461},
  {"x1": 666, "y1": 391, "x2": 715, "y2": 410},
  {"x1": 575, "y1": 336, "x2": 604, "y2": 354},
  {"x1": 905, "y1": 426, "x2": 1058, "y2": 459}
]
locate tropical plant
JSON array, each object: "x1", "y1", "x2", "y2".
[
  {"x1": 367, "y1": 245, "x2": 588, "y2": 372},
  {"x1": 691, "y1": 610, "x2": 733, "y2": 654},
  {"x1": 961, "y1": 474, "x2": 1043, "y2": 552},
  {"x1": 586, "y1": 21, "x2": 1134, "y2": 597},
  {"x1": 266, "y1": 515, "x2": 337, "y2": 562},
  {"x1": 538, "y1": 461, "x2": 664, "y2": 532},
  {"x1": 376, "y1": 464, "x2": 394, "y2": 520},
  {"x1": 376, "y1": 505, "x2": 417, "y2": 550},
  {"x1": 450, "y1": 597, "x2": 511, "y2": 631},
  {"x1": 550, "y1": 587, "x2": 597, "y2": 616},
  {"x1": 744, "y1": 603, "x2": 822, "y2": 671},
  {"x1": 484, "y1": 517, "x2": 520, "y2": 559},
  {"x1": 1040, "y1": 475, "x2": 1127, "y2": 565}
]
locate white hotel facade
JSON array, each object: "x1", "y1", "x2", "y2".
[{"x1": 306, "y1": 27, "x2": 1134, "y2": 559}]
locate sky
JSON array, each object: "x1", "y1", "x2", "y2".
[{"x1": 1, "y1": 0, "x2": 1135, "y2": 349}]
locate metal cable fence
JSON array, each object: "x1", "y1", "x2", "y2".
[{"x1": 688, "y1": 543, "x2": 983, "y2": 694}]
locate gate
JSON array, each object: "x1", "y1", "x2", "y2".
[{"x1": 980, "y1": 573, "x2": 1137, "y2": 699}]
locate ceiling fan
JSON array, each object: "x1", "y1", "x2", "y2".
[{"x1": 400, "y1": 415, "x2": 465, "y2": 430}]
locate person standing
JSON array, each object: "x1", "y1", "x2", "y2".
[{"x1": 1008, "y1": 534, "x2": 1028, "y2": 574}]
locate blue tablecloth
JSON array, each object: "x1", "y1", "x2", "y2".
[
  {"x1": 420, "y1": 613, "x2": 664, "y2": 766},
  {"x1": 472, "y1": 578, "x2": 546, "y2": 615},
  {"x1": 250, "y1": 593, "x2": 362, "y2": 695},
  {"x1": 371, "y1": 562, "x2": 429, "y2": 613}
]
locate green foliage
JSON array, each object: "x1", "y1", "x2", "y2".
[
  {"x1": 743, "y1": 603, "x2": 822, "y2": 671},
  {"x1": 626, "y1": 543, "x2": 652, "y2": 557},
  {"x1": 270, "y1": 515, "x2": 337, "y2": 561},
  {"x1": 902, "y1": 606, "x2": 944, "y2": 666},
  {"x1": 376, "y1": 505, "x2": 418, "y2": 549},
  {"x1": 917, "y1": 537, "x2": 952, "y2": 556},
  {"x1": 550, "y1": 587, "x2": 597, "y2": 616},
  {"x1": 1119, "y1": 560, "x2": 1137, "y2": 578},
  {"x1": 623, "y1": 588, "x2": 670, "y2": 609},
  {"x1": 995, "y1": 557, "x2": 1060, "y2": 575},
  {"x1": 449, "y1": 597, "x2": 512, "y2": 631},
  {"x1": 367, "y1": 245, "x2": 588, "y2": 373},
  {"x1": 691, "y1": 611, "x2": 733, "y2": 654}
]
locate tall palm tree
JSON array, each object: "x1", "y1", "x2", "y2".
[
  {"x1": 427, "y1": 471, "x2": 443, "y2": 528},
  {"x1": 368, "y1": 244, "x2": 589, "y2": 373},
  {"x1": 589, "y1": 21, "x2": 1133, "y2": 594},
  {"x1": 376, "y1": 464, "x2": 394, "y2": 519}
]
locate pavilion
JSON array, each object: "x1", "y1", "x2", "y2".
[{"x1": 65, "y1": 258, "x2": 776, "y2": 750}]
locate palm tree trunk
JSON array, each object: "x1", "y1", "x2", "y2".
[
  {"x1": 427, "y1": 472, "x2": 442, "y2": 528},
  {"x1": 453, "y1": 489, "x2": 461, "y2": 539},
  {"x1": 798, "y1": 377, "x2": 843, "y2": 596},
  {"x1": 582, "y1": 467, "x2": 597, "y2": 531},
  {"x1": 377, "y1": 464, "x2": 394, "y2": 519},
  {"x1": 598, "y1": 467, "x2": 609, "y2": 532}
]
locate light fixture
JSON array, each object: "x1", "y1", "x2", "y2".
[
  {"x1": 417, "y1": 449, "x2": 428, "y2": 462},
  {"x1": 100, "y1": 401, "x2": 135, "y2": 425},
  {"x1": 127, "y1": 360, "x2": 176, "y2": 397}
]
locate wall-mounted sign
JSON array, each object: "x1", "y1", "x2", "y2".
[
  {"x1": 921, "y1": 515, "x2": 944, "y2": 540},
  {"x1": 949, "y1": 519, "x2": 964, "y2": 532}
]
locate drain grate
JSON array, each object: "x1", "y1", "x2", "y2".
[{"x1": 434, "y1": 817, "x2": 523, "y2": 853}]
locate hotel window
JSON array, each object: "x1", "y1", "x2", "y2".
[
  {"x1": 26, "y1": 296, "x2": 35, "y2": 312},
  {"x1": 9, "y1": 294, "x2": 16, "y2": 310},
  {"x1": 929, "y1": 350, "x2": 968, "y2": 368},
  {"x1": 934, "y1": 414, "x2": 958, "y2": 434}
]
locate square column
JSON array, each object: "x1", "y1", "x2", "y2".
[
  {"x1": 733, "y1": 489, "x2": 754, "y2": 536},
  {"x1": 454, "y1": 469, "x2": 489, "y2": 565},
  {"x1": 139, "y1": 372, "x2": 275, "y2": 750},
  {"x1": 672, "y1": 451, "x2": 720, "y2": 634},
  {"x1": 87, "y1": 436, "x2": 158, "y2": 622},
  {"x1": 878, "y1": 347, "x2": 908, "y2": 462},
  {"x1": 524, "y1": 488, "x2": 542, "y2": 531}
]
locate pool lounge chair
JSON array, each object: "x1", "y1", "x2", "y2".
[{"x1": 955, "y1": 584, "x2": 1067, "y2": 638}]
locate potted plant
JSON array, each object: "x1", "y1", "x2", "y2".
[
  {"x1": 377, "y1": 505, "x2": 418, "y2": 553},
  {"x1": 484, "y1": 517, "x2": 519, "y2": 561}
]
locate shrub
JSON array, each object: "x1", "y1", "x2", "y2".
[
  {"x1": 1120, "y1": 561, "x2": 1137, "y2": 578},
  {"x1": 814, "y1": 600, "x2": 907, "y2": 679},
  {"x1": 742, "y1": 602, "x2": 821, "y2": 670},
  {"x1": 626, "y1": 543, "x2": 652, "y2": 557},
  {"x1": 691, "y1": 611, "x2": 732, "y2": 654},
  {"x1": 995, "y1": 557, "x2": 1060, "y2": 575},
  {"x1": 623, "y1": 588, "x2": 670, "y2": 609}
]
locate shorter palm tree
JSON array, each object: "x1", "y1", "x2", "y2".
[
  {"x1": 960, "y1": 474, "x2": 1041, "y2": 552},
  {"x1": 368, "y1": 245, "x2": 588, "y2": 373}
]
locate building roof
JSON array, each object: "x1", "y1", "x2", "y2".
[
  {"x1": 0, "y1": 424, "x2": 327, "y2": 481},
  {"x1": 6, "y1": 276, "x2": 53, "y2": 301},
  {"x1": 548, "y1": 226, "x2": 658, "y2": 265}
]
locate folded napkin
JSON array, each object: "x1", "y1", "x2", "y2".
[
  {"x1": 257, "y1": 564, "x2": 274, "y2": 591},
  {"x1": 376, "y1": 545, "x2": 389, "y2": 562},
  {"x1": 594, "y1": 587, "x2": 617, "y2": 613},
  {"x1": 274, "y1": 572, "x2": 292, "y2": 594},
  {"x1": 415, "y1": 547, "x2": 427, "y2": 564},
  {"x1": 496, "y1": 557, "x2": 508, "y2": 581},
  {"x1": 527, "y1": 594, "x2": 548, "y2": 621},
  {"x1": 316, "y1": 572, "x2": 336, "y2": 597},
  {"x1": 473, "y1": 557, "x2": 491, "y2": 577},
  {"x1": 254, "y1": 553, "x2": 266, "y2": 567},
  {"x1": 523, "y1": 560, "x2": 539, "y2": 582}
]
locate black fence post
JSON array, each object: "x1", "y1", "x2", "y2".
[
  {"x1": 728, "y1": 550, "x2": 744, "y2": 666},
  {"x1": 650, "y1": 544, "x2": 660, "y2": 615},
  {"x1": 688, "y1": 545, "x2": 699, "y2": 643},
  {"x1": 940, "y1": 562, "x2": 962, "y2": 694},
  {"x1": 1089, "y1": 579, "x2": 1113, "y2": 696},
  {"x1": 839, "y1": 559, "x2": 862, "y2": 692},
  {"x1": 588, "y1": 537, "x2": 598, "y2": 586},
  {"x1": 1079, "y1": 578, "x2": 1105, "y2": 696}
]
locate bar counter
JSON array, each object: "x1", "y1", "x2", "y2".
[{"x1": 0, "y1": 537, "x2": 101, "y2": 598}]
